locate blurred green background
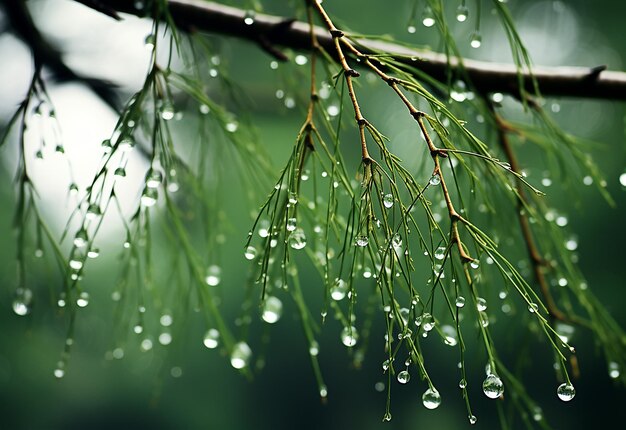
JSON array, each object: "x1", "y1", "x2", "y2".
[{"x1": 0, "y1": 1, "x2": 625, "y2": 429}]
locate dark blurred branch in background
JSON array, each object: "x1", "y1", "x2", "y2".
[
  {"x1": 3, "y1": 0, "x2": 121, "y2": 108},
  {"x1": 5, "y1": 0, "x2": 626, "y2": 105},
  {"x1": 72, "y1": 0, "x2": 626, "y2": 101}
]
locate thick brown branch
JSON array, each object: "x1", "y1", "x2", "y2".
[{"x1": 77, "y1": 0, "x2": 626, "y2": 101}]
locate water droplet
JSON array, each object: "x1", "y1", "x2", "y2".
[
  {"x1": 73, "y1": 229, "x2": 88, "y2": 248},
  {"x1": 479, "y1": 311, "x2": 489, "y2": 327},
  {"x1": 243, "y1": 10, "x2": 255, "y2": 25},
  {"x1": 422, "y1": 388, "x2": 441, "y2": 409},
  {"x1": 295, "y1": 54, "x2": 308, "y2": 65},
  {"x1": 160, "y1": 101, "x2": 175, "y2": 120},
  {"x1": 533, "y1": 406, "x2": 543, "y2": 421},
  {"x1": 455, "y1": 296, "x2": 466, "y2": 308},
  {"x1": 144, "y1": 33, "x2": 155, "y2": 49},
  {"x1": 286, "y1": 217, "x2": 297, "y2": 232},
  {"x1": 141, "y1": 187, "x2": 158, "y2": 207},
  {"x1": 261, "y1": 296, "x2": 283, "y2": 323},
  {"x1": 341, "y1": 326, "x2": 358, "y2": 347},
  {"x1": 230, "y1": 342, "x2": 252, "y2": 369},
  {"x1": 476, "y1": 297, "x2": 487, "y2": 312},
  {"x1": 459, "y1": 378, "x2": 467, "y2": 389},
  {"x1": 330, "y1": 278, "x2": 348, "y2": 301},
  {"x1": 456, "y1": 5, "x2": 469, "y2": 22},
  {"x1": 416, "y1": 312, "x2": 435, "y2": 331},
  {"x1": 609, "y1": 362, "x2": 620, "y2": 379},
  {"x1": 528, "y1": 302, "x2": 539, "y2": 313},
  {"x1": 482, "y1": 374, "x2": 504, "y2": 399},
  {"x1": 203, "y1": 328, "x2": 220, "y2": 349},
  {"x1": 422, "y1": 7, "x2": 435, "y2": 27},
  {"x1": 397, "y1": 370, "x2": 410, "y2": 384},
  {"x1": 288, "y1": 228, "x2": 307, "y2": 250},
  {"x1": 407, "y1": 24, "x2": 416, "y2": 33},
  {"x1": 118, "y1": 137, "x2": 135, "y2": 152},
  {"x1": 159, "y1": 332, "x2": 172, "y2": 345},
  {"x1": 244, "y1": 245, "x2": 257, "y2": 260},
  {"x1": 470, "y1": 32, "x2": 482, "y2": 48},
  {"x1": 140, "y1": 338, "x2": 153, "y2": 351},
  {"x1": 35, "y1": 149, "x2": 43, "y2": 159},
  {"x1": 76, "y1": 291, "x2": 90, "y2": 308},
  {"x1": 85, "y1": 203, "x2": 101, "y2": 220},
  {"x1": 133, "y1": 324, "x2": 143, "y2": 334},
  {"x1": 288, "y1": 192, "x2": 298, "y2": 205},
  {"x1": 309, "y1": 340, "x2": 319, "y2": 356},
  {"x1": 319, "y1": 385, "x2": 328, "y2": 398},
  {"x1": 470, "y1": 260, "x2": 480, "y2": 269},
  {"x1": 391, "y1": 233, "x2": 402, "y2": 248},
  {"x1": 620, "y1": 172, "x2": 626, "y2": 187},
  {"x1": 160, "y1": 314, "x2": 173, "y2": 327},
  {"x1": 146, "y1": 169, "x2": 163, "y2": 188},
  {"x1": 114, "y1": 167, "x2": 126, "y2": 177},
  {"x1": 469, "y1": 415, "x2": 477, "y2": 425},
  {"x1": 355, "y1": 235, "x2": 369, "y2": 247},
  {"x1": 383, "y1": 193, "x2": 394, "y2": 208},
  {"x1": 556, "y1": 382, "x2": 575, "y2": 401},
  {"x1": 225, "y1": 122, "x2": 238, "y2": 133},
  {"x1": 258, "y1": 220, "x2": 270, "y2": 238},
  {"x1": 12, "y1": 288, "x2": 33, "y2": 316},
  {"x1": 205, "y1": 265, "x2": 221, "y2": 286}
]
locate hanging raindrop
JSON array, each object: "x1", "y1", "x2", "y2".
[
  {"x1": 422, "y1": 7, "x2": 435, "y2": 27},
  {"x1": 230, "y1": 342, "x2": 252, "y2": 369},
  {"x1": 455, "y1": 296, "x2": 466, "y2": 308},
  {"x1": 261, "y1": 296, "x2": 283, "y2": 324},
  {"x1": 397, "y1": 370, "x2": 411, "y2": 384},
  {"x1": 355, "y1": 235, "x2": 369, "y2": 247},
  {"x1": 422, "y1": 388, "x2": 441, "y2": 409},
  {"x1": 205, "y1": 265, "x2": 221, "y2": 286},
  {"x1": 383, "y1": 193, "x2": 394, "y2": 208},
  {"x1": 86, "y1": 203, "x2": 101, "y2": 220},
  {"x1": 76, "y1": 291, "x2": 90, "y2": 308},
  {"x1": 482, "y1": 374, "x2": 504, "y2": 399},
  {"x1": 476, "y1": 297, "x2": 487, "y2": 311},
  {"x1": 141, "y1": 187, "x2": 158, "y2": 207},
  {"x1": 73, "y1": 229, "x2": 88, "y2": 248},
  {"x1": 330, "y1": 278, "x2": 348, "y2": 301},
  {"x1": 289, "y1": 228, "x2": 307, "y2": 250},
  {"x1": 146, "y1": 169, "x2": 163, "y2": 188},
  {"x1": 12, "y1": 288, "x2": 33, "y2": 316},
  {"x1": 203, "y1": 329, "x2": 220, "y2": 349},
  {"x1": 470, "y1": 32, "x2": 482, "y2": 48},
  {"x1": 556, "y1": 383, "x2": 575, "y2": 401},
  {"x1": 429, "y1": 174, "x2": 441, "y2": 186},
  {"x1": 456, "y1": 4, "x2": 469, "y2": 22},
  {"x1": 244, "y1": 245, "x2": 257, "y2": 260},
  {"x1": 341, "y1": 326, "x2": 359, "y2": 347},
  {"x1": 286, "y1": 217, "x2": 297, "y2": 232}
]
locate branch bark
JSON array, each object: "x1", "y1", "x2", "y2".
[{"x1": 77, "y1": 0, "x2": 626, "y2": 101}]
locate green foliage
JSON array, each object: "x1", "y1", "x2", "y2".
[{"x1": 2, "y1": 0, "x2": 625, "y2": 428}]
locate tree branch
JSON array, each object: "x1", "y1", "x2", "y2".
[{"x1": 77, "y1": 0, "x2": 626, "y2": 101}]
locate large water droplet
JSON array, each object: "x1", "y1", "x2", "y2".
[
  {"x1": 456, "y1": 5, "x2": 469, "y2": 22},
  {"x1": 205, "y1": 265, "x2": 221, "y2": 286},
  {"x1": 470, "y1": 32, "x2": 482, "y2": 48},
  {"x1": 289, "y1": 228, "x2": 307, "y2": 250},
  {"x1": 330, "y1": 278, "x2": 348, "y2": 301},
  {"x1": 286, "y1": 217, "x2": 297, "y2": 232},
  {"x1": 230, "y1": 342, "x2": 252, "y2": 369},
  {"x1": 146, "y1": 169, "x2": 163, "y2": 188},
  {"x1": 355, "y1": 235, "x2": 369, "y2": 247},
  {"x1": 141, "y1": 187, "x2": 158, "y2": 207},
  {"x1": 86, "y1": 203, "x2": 101, "y2": 220},
  {"x1": 118, "y1": 137, "x2": 135, "y2": 152},
  {"x1": 12, "y1": 288, "x2": 33, "y2": 316},
  {"x1": 422, "y1": 7, "x2": 435, "y2": 27},
  {"x1": 422, "y1": 388, "x2": 441, "y2": 409},
  {"x1": 341, "y1": 326, "x2": 358, "y2": 347},
  {"x1": 468, "y1": 415, "x2": 477, "y2": 425},
  {"x1": 243, "y1": 10, "x2": 255, "y2": 25},
  {"x1": 73, "y1": 229, "x2": 88, "y2": 248},
  {"x1": 476, "y1": 297, "x2": 487, "y2": 311},
  {"x1": 383, "y1": 193, "x2": 394, "y2": 208},
  {"x1": 397, "y1": 370, "x2": 410, "y2": 384},
  {"x1": 455, "y1": 296, "x2": 465, "y2": 308},
  {"x1": 482, "y1": 374, "x2": 504, "y2": 399},
  {"x1": 609, "y1": 362, "x2": 620, "y2": 379},
  {"x1": 261, "y1": 296, "x2": 283, "y2": 323},
  {"x1": 160, "y1": 101, "x2": 175, "y2": 120},
  {"x1": 556, "y1": 383, "x2": 575, "y2": 401},
  {"x1": 114, "y1": 167, "x2": 126, "y2": 178},
  {"x1": 203, "y1": 328, "x2": 220, "y2": 349},
  {"x1": 244, "y1": 245, "x2": 257, "y2": 260},
  {"x1": 76, "y1": 291, "x2": 90, "y2": 307},
  {"x1": 434, "y1": 246, "x2": 446, "y2": 260},
  {"x1": 429, "y1": 174, "x2": 441, "y2": 186},
  {"x1": 309, "y1": 340, "x2": 319, "y2": 356}
]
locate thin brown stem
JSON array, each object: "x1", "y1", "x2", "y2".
[{"x1": 492, "y1": 108, "x2": 570, "y2": 322}]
